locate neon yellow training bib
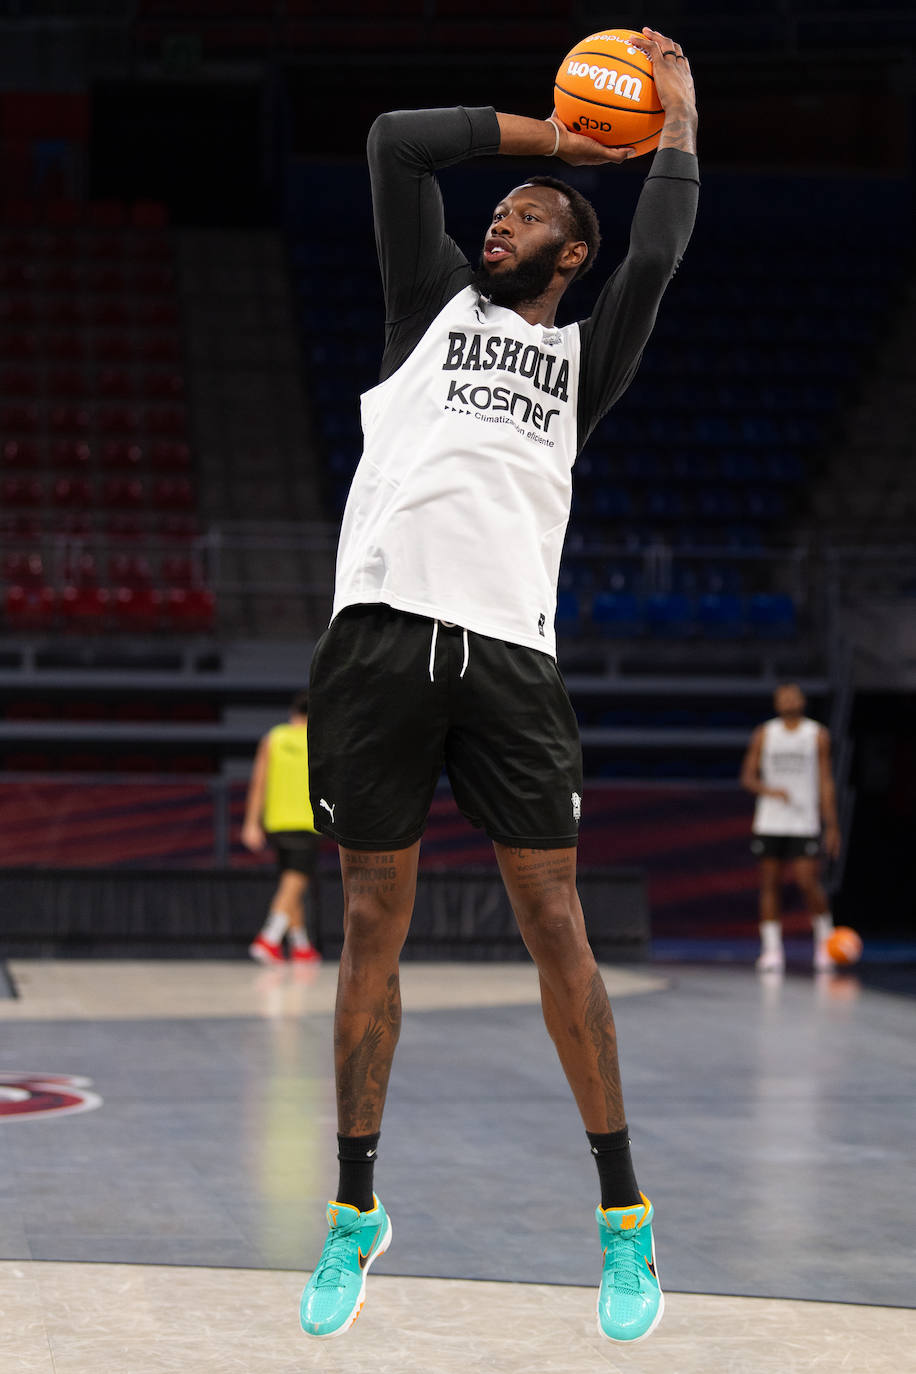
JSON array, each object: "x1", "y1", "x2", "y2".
[{"x1": 263, "y1": 723, "x2": 316, "y2": 833}]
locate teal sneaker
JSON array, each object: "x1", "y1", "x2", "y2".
[
  {"x1": 299, "y1": 1196, "x2": 392, "y2": 1339},
  {"x1": 596, "y1": 1193, "x2": 664, "y2": 1344}
]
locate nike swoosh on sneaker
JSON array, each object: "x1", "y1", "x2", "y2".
[
  {"x1": 358, "y1": 1229, "x2": 380, "y2": 1269},
  {"x1": 645, "y1": 1256, "x2": 657, "y2": 1278}
]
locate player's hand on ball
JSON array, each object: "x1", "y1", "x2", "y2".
[
  {"x1": 549, "y1": 114, "x2": 635, "y2": 165},
  {"x1": 628, "y1": 28, "x2": 696, "y2": 113}
]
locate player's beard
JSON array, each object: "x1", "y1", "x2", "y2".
[{"x1": 472, "y1": 238, "x2": 564, "y2": 308}]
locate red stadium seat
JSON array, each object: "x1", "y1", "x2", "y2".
[
  {"x1": 5, "y1": 583, "x2": 56, "y2": 630},
  {"x1": 0, "y1": 475, "x2": 43, "y2": 506},
  {"x1": 160, "y1": 554, "x2": 194, "y2": 586},
  {"x1": 0, "y1": 265, "x2": 38, "y2": 291},
  {"x1": 45, "y1": 332, "x2": 85, "y2": 361},
  {"x1": 0, "y1": 514, "x2": 40, "y2": 539},
  {"x1": 0, "y1": 366, "x2": 38, "y2": 396},
  {"x1": 133, "y1": 267, "x2": 175, "y2": 295},
  {"x1": 145, "y1": 405, "x2": 186, "y2": 436},
  {"x1": 50, "y1": 439, "x2": 92, "y2": 470},
  {"x1": 48, "y1": 368, "x2": 89, "y2": 398},
  {"x1": 87, "y1": 266, "x2": 126, "y2": 294},
  {"x1": 91, "y1": 301, "x2": 130, "y2": 328},
  {"x1": 151, "y1": 477, "x2": 194, "y2": 510},
  {"x1": 59, "y1": 583, "x2": 110, "y2": 630},
  {"x1": 45, "y1": 264, "x2": 79, "y2": 293},
  {"x1": 136, "y1": 301, "x2": 179, "y2": 329},
  {"x1": 1, "y1": 439, "x2": 42, "y2": 469},
  {"x1": 105, "y1": 514, "x2": 144, "y2": 542},
  {"x1": 112, "y1": 583, "x2": 163, "y2": 630},
  {"x1": 101, "y1": 477, "x2": 146, "y2": 509},
  {"x1": 109, "y1": 553, "x2": 153, "y2": 586},
  {"x1": 49, "y1": 404, "x2": 91, "y2": 434},
  {"x1": 149, "y1": 440, "x2": 191, "y2": 470},
  {"x1": 99, "y1": 368, "x2": 133, "y2": 397},
  {"x1": 51, "y1": 476, "x2": 92, "y2": 508},
  {"x1": 98, "y1": 406, "x2": 140, "y2": 435},
  {"x1": 45, "y1": 299, "x2": 84, "y2": 327},
  {"x1": 159, "y1": 514, "x2": 199, "y2": 541},
  {"x1": 95, "y1": 333, "x2": 133, "y2": 361},
  {"x1": 143, "y1": 371, "x2": 183, "y2": 399},
  {"x1": 138, "y1": 335, "x2": 179, "y2": 363},
  {"x1": 0, "y1": 330, "x2": 39, "y2": 359},
  {"x1": 164, "y1": 584, "x2": 215, "y2": 633},
  {"x1": 100, "y1": 440, "x2": 142, "y2": 471},
  {"x1": 1, "y1": 403, "x2": 40, "y2": 432}
]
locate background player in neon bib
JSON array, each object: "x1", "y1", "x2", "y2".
[
  {"x1": 242, "y1": 691, "x2": 321, "y2": 965},
  {"x1": 740, "y1": 682, "x2": 841, "y2": 973},
  {"x1": 302, "y1": 27, "x2": 697, "y2": 1347}
]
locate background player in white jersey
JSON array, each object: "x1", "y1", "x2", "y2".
[
  {"x1": 300, "y1": 28, "x2": 698, "y2": 1347},
  {"x1": 740, "y1": 683, "x2": 841, "y2": 973}
]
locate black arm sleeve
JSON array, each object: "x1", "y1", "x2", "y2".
[
  {"x1": 577, "y1": 147, "x2": 699, "y2": 447},
  {"x1": 367, "y1": 106, "x2": 502, "y2": 381}
]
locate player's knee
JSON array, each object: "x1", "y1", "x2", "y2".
[
  {"x1": 518, "y1": 899, "x2": 588, "y2": 966},
  {"x1": 343, "y1": 897, "x2": 410, "y2": 958}
]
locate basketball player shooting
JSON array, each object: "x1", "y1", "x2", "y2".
[
  {"x1": 740, "y1": 683, "x2": 842, "y2": 973},
  {"x1": 301, "y1": 28, "x2": 697, "y2": 1346}
]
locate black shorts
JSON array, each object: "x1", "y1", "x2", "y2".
[
  {"x1": 751, "y1": 834, "x2": 821, "y2": 861},
  {"x1": 307, "y1": 604, "x2": 583, "y2": 852},
  {"x1": 267, "y1": 831, "x2": 320, "y2": 877}
]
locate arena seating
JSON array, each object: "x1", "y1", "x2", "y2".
[{"x1": 0, "y1": 201, "x2": 215, "y2": 635}]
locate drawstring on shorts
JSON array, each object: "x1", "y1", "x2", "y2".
[{"x1": 428, "y1": 620, "x2": 470, "y2": 682}]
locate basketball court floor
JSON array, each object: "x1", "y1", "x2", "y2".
[{"x1": 1, "y1": 958, "x2": 913, "y2": 1373}]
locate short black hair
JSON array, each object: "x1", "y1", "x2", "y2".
[
  {"x1": 291, "y1": 691, "x2": 309, "y2": 716},
  {"x1": 524, "y1": 175, "x2": 601, "y2": 281}
]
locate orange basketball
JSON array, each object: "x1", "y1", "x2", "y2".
[
  {"x1": 825, "y1": 926, "x2": 863, "y2": 966},
  {"x1": 554, "y1": 29, "x2": 664, "y2": 156}
]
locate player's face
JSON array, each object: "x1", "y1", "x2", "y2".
[
  {"x1": 475, "y1": 187, "x2": 573, "y2": 305},
  {"x1": 774, "y1": 685, "x2": 805, "y2": 718}
]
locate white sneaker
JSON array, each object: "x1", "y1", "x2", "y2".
[
  {"x1": 814, "y1": 942, "x2": 836, "y2": 972},
  {"x1": 756, "y1": 949, "x2": 785, "y2": 973}
]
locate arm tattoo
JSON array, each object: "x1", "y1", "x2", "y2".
[{"x1": 659, "y1": 113, "x2": 698, "y2": 155}]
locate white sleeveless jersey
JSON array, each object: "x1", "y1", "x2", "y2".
[
  {"x1": 332, "y1": 285, "x2": 581, "y2": 658},
  {"x1": 752, "y1": 716, "x2": 822, "y2": 836}
]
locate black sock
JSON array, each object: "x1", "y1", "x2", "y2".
[
  {"x1": 336, "y1": 1133, "x2": 380, "y2": 1213},
  {"x1": 587, "y1": 1127, "x2": 642, "y2": 1209}
]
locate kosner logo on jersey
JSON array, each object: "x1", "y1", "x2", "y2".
[{"x1": 441, "y1": 329, "x2": 569, "y2": 435}]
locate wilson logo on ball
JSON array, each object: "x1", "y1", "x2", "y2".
[{"x1": 564, "y1": 63, "x2": 643, "y2": 102}]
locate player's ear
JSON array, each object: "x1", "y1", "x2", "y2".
[{"x1": 560, "y1": 240, "x2": 588, "y2": 272}]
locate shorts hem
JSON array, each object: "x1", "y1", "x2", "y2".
[
  {"x1": 313, "y1": 819, "x2": 426, "y2": 853},
  {"x1": 488, "y1": 830, "x2": 580, "y2": 850}
]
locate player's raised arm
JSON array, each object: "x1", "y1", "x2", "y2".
[
  {"x1": 575, "y1": 34, "x2": 698, "y2": 443},
  {"x1": 367, "y1": 107, "x2": 498, "y2": 334}
]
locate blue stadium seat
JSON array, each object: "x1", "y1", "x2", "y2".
[
  {"x1": 747, "y1": 593, "x2": 797, "y2": 637},
  {"x1": 591, "y1": 591, "x2": 642, "y2": 637},
  {"x1": 696, "y1": 592, "x2": 745, "y2": 638},
  {"x1": 555, "y1": 590, "x2": 580, "y2": 636},
  {"x1": 645, "y1": 592, "x2": 692, "y2": 637}
]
